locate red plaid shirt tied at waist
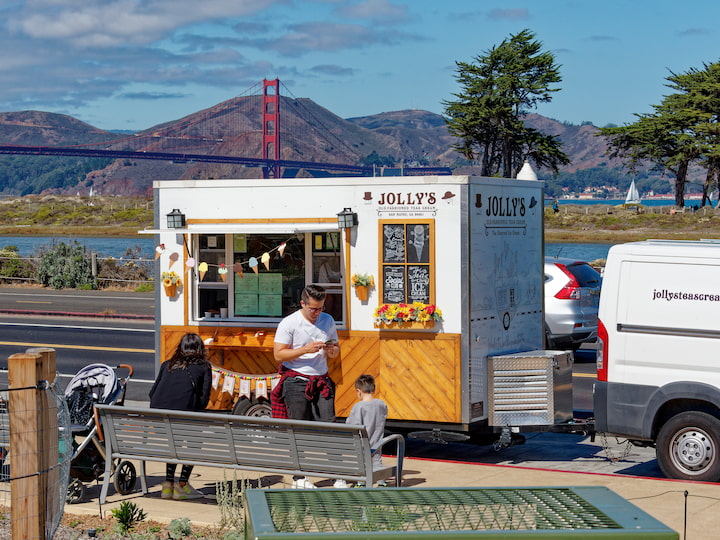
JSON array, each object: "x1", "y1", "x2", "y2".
[{"x1": 270, "y1": 365, "x2": 334, "y2": 419}]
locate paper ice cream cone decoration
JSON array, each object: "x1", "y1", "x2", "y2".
[
  {"x1": 249, "y1": 257, "x2": 259, "y2": 275},
  {"x1": 261, "y1": 252, "x2": 271, "y2": 271},
  {"x1": 198, "y1": 261, "x2": 208, "y2": 281},
  {"x1": 168, "y1": 252, "x2": 179, "y2": 269},
  {"x1": 218, "y1": 264, "x2": 227, "y2": 282},
  {"x1": 155, "y1": 243, "x2": 165, "y2": 260}
]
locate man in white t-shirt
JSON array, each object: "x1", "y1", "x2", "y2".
[
  {"x1": 273, "y1": 284, "x2": 340, "y2": 419},
  {"x1": 272, "y1": 284, "x2": 341, "y2": 488}
]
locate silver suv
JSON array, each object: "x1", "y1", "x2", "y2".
[{"x1": 544, "y1": 256, "x2": 601, "y2": 351}]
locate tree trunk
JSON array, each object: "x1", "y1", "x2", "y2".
[{"x1": 674, "y1": 160, "x2": 689, "y2": 207}]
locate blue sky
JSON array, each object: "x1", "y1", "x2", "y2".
[{"x1": 1, "y1": 0, "x2": 719, "y2": 131}]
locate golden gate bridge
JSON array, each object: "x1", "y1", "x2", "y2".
[{"x1": 0, "y1": 79, "x2": 451, "y2": 178}]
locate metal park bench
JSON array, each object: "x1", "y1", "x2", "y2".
[{"x1": 95, "y1": 404, "x2": 404, "y2": 504}]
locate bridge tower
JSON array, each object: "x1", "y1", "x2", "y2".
[{"x1": 262, "y1": 78, "x2": 280, "y2": 179}]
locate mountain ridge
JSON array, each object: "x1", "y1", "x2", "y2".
[{"x1": 0, "y1": 97, "x2": 648, "y2": 197}]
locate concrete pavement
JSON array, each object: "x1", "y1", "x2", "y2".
[{"x1": 64, "y1": 432, "x2": 720, "y2": 538}]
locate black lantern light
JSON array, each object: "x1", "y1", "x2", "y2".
[
  {"x1": 337, "y1": 207, "x2": 358, "y2": 229},
  {"x1": 166, "y1": 209, "x2": 186, "y2": 229}
]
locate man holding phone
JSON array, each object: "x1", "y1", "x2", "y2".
[{"x1": 272, "y1": 284, "x2": 341, "y2": 488}]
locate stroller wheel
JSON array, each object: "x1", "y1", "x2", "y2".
[
  {"x1": 114, "y1": 460, "x2": 137, "y2": 495},
  {"x1": 66, "y1": 477, "x2": 85, "y2": 504}
]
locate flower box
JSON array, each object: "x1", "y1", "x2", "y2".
[{"x1": 374, "y1": 320, "x2": 435, "y2": 330}]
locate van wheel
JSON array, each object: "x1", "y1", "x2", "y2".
[
  {"x1": 232, "y1": 397, "x2": 272, "y2": 417},
  {"x1": 656, "y1": 412, "x2": 720, "y2": 482}
]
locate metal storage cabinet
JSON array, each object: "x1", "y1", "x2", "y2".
[
  {"x1": 244, "y1": 486, "x2": 677, "y2": 539},
  {"x1": 488, "y1": 350, "x2": 573, "y2": 426}
]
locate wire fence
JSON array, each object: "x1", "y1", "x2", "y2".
[
  {"x1": 0, "y1": 380, "x2": 71, "y2": 539},
  {"x1": 0, "y1": 254, "x2": 155, "y2": 287}
]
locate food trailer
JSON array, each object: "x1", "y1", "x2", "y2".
[{"x1": 148, "y1": 174, "x2": 573, "y2": 440}]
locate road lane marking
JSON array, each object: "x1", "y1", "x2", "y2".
[
  {"x1": 0, "y1": 322, "x2": 153, "y2": 332},
  {"x1": 0, "y1": 340, "x2": 153, "y2": 353}
]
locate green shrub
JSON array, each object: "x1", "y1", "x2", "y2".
[
  {"x1": 36, "y1": 241, "x2": 97, "y2": 289},
  {"x1": 110, "y1": 501, "x2": 147, "y2": 535}
]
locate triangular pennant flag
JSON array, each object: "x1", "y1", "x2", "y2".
[
  {"x1": 222, "y1": 374, "x2": 236, "y2": 395},
  {"x1": 261, "y1": 252, "x2": 271, "y2": 271},
  {"x1": 239, "y1": 379, "x2": 251, "y2": 400},
  {"x1": 255, "y1": 379, "x2": 268, "y2": 399}
]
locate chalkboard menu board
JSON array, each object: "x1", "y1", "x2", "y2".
[
  {"x1": 382, "y1": 224, "x2": 405, "y2": 263},
  {"x1": 380, "y1": 221, "x2": 433, "y2": 304},
  {"x1": 407, "y1": 265, "x2": 430, "y2": 303},
  {"x1": 382, "y1": 266, "x2": 405, "y2": 303}
]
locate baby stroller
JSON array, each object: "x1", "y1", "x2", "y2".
[{"x1": 64, "y1": 363, "x2": 136, "y2": 503}]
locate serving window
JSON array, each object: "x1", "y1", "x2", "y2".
[
  {"x1": 194, "y1": 232, "x2": 344, "y2": 324},
  {"x1": 380, "y1": 220, "x2": 434, "y2": 304}
]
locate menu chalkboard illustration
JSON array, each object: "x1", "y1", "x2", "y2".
[
  {"x1": 406, "y1": 224, "x2": 430, "y2": 263},
  {"x1": 383, "y1": 224, "x2": 405, "y2": 262},
  {"x1": 383, "y1": 266, "x2": 405, "y2": 303},
  {"x1": 407, "y1": 265, "x2": 430, "y2": 303}
]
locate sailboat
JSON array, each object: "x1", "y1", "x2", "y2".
[{"x1": 624, "y1": 179, "x2": 641, "y2": 206}]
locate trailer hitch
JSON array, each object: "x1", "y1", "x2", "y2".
[{"x1": 493, "y1": 427, "x2": 525, "y2": 451}]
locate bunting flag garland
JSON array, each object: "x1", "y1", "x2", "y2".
[
  {"x1": 195, "y1": 235, "x2": 297, "y2": 281},
  {"x1": 210, "y1": 365, "x2": 280, "y2": 400}
]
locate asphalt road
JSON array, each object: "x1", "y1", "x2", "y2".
[{"x1": 0, "y1": 285, "x2": 155, "y2": 318}]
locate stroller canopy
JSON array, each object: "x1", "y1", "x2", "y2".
[{"x1": 64, "y1": 363, "x2": 120, "y2": 404}]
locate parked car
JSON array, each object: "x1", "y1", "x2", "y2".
[{"x1": 544, "y1": 256, "x2": 602, "y2": 351}]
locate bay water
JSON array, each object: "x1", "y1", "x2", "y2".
[
  {"x1": 0, "y1": 236, "x2": 154, "y2": 259},
  {"x1": 0, "y1": 235, "x2": 612, "y2": 264}
]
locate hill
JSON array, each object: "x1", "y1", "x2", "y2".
[{"x1": 0, "y1": 99, "x2": 665, "y2": 197}]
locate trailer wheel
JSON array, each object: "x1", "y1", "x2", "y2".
[
  {"x1": 656, "y1": 411, "x2": 720, "y2": 482},
  {"x1": 232, "y1": 397, "x2": 272, "y2": 418}
]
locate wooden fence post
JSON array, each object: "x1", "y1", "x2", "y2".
[{"x1": 8, "y1": 348, "x2": 57, "y2": 540}]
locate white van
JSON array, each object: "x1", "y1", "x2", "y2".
[{"x1": 594, "y1": 239, "x2": 720, "y2": 482}]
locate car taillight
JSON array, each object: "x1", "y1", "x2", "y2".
[
  {"x1": 596, "y1": 318, "x2": 608, "y2": 381},
  {"x1": 553, "y1": 263, "x2": 582, "y2": 299}
]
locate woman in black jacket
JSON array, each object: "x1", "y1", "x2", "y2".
[{"x1": 149, "y1": 333, "x2": 211, "y2": 500}]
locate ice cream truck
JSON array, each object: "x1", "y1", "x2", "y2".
[{"x1": 147, "y1": 174, "x2": 574, "y2": 442}]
